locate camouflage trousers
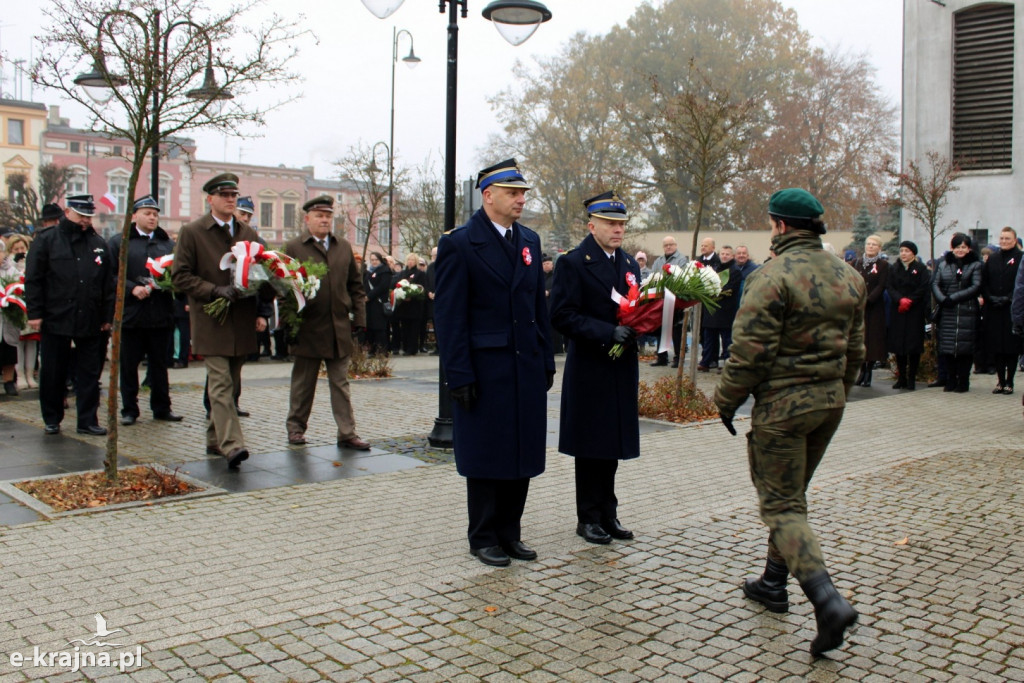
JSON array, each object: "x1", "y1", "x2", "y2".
[{"x1": 747, "y1": 407, "x2": 845, "y2": 582}]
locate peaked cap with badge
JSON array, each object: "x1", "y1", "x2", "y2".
[
  {"x1": 476, "y1": 158, "x2": 531, "y2": 191},
  {"x1": 202, "y1": 173, "x2": 239, "y2": 195},
  {"x1": 584, "y1": 190, "x2": 628, "y2": 222},
  {"x1": 236, "y1": 196, "x2": 255, "y2": 214},
  {"x1": 132, "y1": 194, "x2": 160, "y2": 213},
  {"x1": 66, "y1": 194, "x2": 96, "y2": 217},
  {"x1": 303, "y1": 195, "x2": 335, "y2": 213}
]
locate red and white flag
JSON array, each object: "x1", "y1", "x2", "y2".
[{"x1": 99, "y1": 192, "x2": 117, "y2": 211}]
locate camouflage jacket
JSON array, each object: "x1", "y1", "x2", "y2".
[{"x1": 714, "y1": 230, "x2": 866, "y2": 424}]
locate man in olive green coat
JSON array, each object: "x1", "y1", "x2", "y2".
[
  {"x1": 714, "y1": 188, "x2": 866, "y2": 658},
  {"x1": 172, "y1": 173, "x2": 269, "y2": 468},
  {"x1": 283, "y1": 196, "x2": 369, "y2": 449}
]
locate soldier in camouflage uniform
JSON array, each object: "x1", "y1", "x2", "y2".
[{"x1": 714, "y1": 188, "x2": 865, "y2": 657}]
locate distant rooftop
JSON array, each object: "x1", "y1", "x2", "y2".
[{"x1": 0, "y1": 98, "x2": 47, "y2": 111}]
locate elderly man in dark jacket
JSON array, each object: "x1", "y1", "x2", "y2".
[
  {"x1": 283, "y1": 195, "x2": 368, "y2": 449},
  {"x1": 25, "y1": 195, "x2": 115, "y2": 436},
  {"x1": 434, "y1": 159, "x2": 556, "y2": 568},
  {"x1": 982, "y1": 227, "x2": 1023, "y2": 393},
  {"x1": 550, "y1": 191, "x2": 641, "y2": 545},
  {"x1": 172, "y1": 173, "x2": 271, "y2": 468},
  {"x1": 110, "y1": 195, "x2": 182, "y2": 425}
]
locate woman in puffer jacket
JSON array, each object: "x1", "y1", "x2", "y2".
[{"x1": 932, "y1": 233, "x2": 983, "y2": 393}]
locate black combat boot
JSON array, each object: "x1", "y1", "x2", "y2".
[
  {"x1": 742, "y1": 557, "x2": 789, "y2": 613},
  {"x1": 800, "y1": 570, "x2": 858, "y2": 657}
]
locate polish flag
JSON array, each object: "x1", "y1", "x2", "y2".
[{"x1": 100, "y1": 192, "x2": 117, "y2": 211}]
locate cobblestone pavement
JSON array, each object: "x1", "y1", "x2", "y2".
[{"x1": 0, "y1": 355, "x2": 1022, "y2": 680}]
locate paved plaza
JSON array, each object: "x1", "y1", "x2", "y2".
[{"x1": 0, "y1": 354, "x2": 1021, "y2": 681}]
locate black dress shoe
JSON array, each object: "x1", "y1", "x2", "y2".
[
  {"x1": 226, "y1": 447, "x2": 249, "y2": 468},
  {"x1": 601, "y1": 518, "x2": 634, "y2": 540},
  {"x1": 120, "y1": 415, "x2": 137, "y2": 426},
  {"x1": 77, "y1": 425, "x2": 108, "y2": 436},
  {"x1": 44, "y1": 424, "x2": 60, "y2": 435},
  {"x1": 154, "y1": 412, "x2": 184, "y2": 422},
  {"x1": 927, "y1": 380, "x2": 946, "y2": 388},
  {"x1": 576, "y1": 523, "x2": 612, "y2": 544},
  {"x1": 501, "y1": 541, "x2": 538, "y2": 561},
  {"x1": 470, "y1": 546, "x2": 511, "y2": 567},
  {"x1": 236, "y1": 409, "x2": 250, "y2": 417}
]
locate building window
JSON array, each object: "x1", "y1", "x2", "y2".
[
  {"x1": 378, "y1": 219, "x2": 391, "y2": 247},
  {"x1": 260, "y1": 202, "x2": 274, "y2": 228},
  {"x1": 952, "y1": 4, "x2": 1015, "y2": 170},
  {"x1": 108, "y1": 175, "x2": 129, "y2": 214},
  {"x1": 7, "y1": 119, "x2": 24, "y2": 145},
  {"x1": 283, "y1": 203, "x2": 297, "y2": 229},
  {"x1": 66, "y1": 170, "x2": 88, "y2": 196},
  {"x1": 356, "y1": 217, "x2": 369, "y2": 245},
  {"x1": 70, "y1": 141, "x2": 81, "y2": 153},
  {"x1": 158, "y1": 179, "x2": 171, "y2": 214}
]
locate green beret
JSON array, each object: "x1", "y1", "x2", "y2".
[
  {"x1": 302, "y1": 195, "x2": 334, "y2": 213},
  {"x1": 768, "y1": 188, "x2": 824, "y2": 220},
  {"x1": 203, "y1": 173, "x2": 239, "y2": 194}
]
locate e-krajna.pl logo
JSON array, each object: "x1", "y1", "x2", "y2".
[{"x1": 7, "y1": 614, "x2": 144, "y2": 673}]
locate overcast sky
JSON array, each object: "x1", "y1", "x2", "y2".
[{"x1": 4, "y1": 0, "x2": 903, "y2": 182}]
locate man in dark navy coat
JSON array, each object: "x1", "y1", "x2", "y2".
[
  {"x1": 434, "y1": 159, "x2": 556, "y2": 568},
  {"x1": 550, "y1": 191, "x2": 641, "y2": 545}
]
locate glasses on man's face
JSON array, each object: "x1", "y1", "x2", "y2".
[{"x1": 216, "y1": 191, "x2": 239, "y2": 198}]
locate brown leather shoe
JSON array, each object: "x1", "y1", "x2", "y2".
[
  {"x1": 338, "y1": 436, "x2": 371, "y2": 451},
  {"x1": 226, "y1": 447, "x2": 249, "y2": 468},
  {"x1": 288, "y1": 432, "x2": 307, "y2": 445}
]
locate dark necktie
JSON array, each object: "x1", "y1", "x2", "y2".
[{"x1": 505, "y1": 229, "x2": 513, "y2": 243}]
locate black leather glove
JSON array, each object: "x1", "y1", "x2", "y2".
[
  {"x1": 212, "y1": 285, "x2": 239, "y2": 302},
  {"x1": 941, "y1": 296, "x2": 956, "y2": 307},
  {"x1": 450, "y1": 383, "x2": 478, "y2": 411},
  {"x1": 720, "y1": 414, "x2": 737, "y2": 436},
  {"x1": 1013, "y1": 324, "x2": 1024, "y2": 337},
  {"x1": 546, "y1": 371, "x2": 555, "y2": 391},
  {"x1": 611, "y1": 325, "x2": 636, "y2": 344}
]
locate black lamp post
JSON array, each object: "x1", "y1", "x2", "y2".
[
  {"x1": 362, "y1": 0, "x2": 552, "y2": 447},
  {"x1": 74, "y1": 9, "x2": 233, "y2": 203},
  {"x1": 389, "y1": 28, "x2": 420, "y2": 251}
]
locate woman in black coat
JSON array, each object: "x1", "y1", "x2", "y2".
[
  {"x1": 886, "y1": 241, "x2": 931, "y2": 390},
  {"x1": 363, "y1": 251, "x2": 391, "y2": 354},
  {"x1": 852, "y1": 235, "x2": 889, "y2": 386},
  {"x1": 981, "y1": 227, "x2": 1023, "y2": 393},
  {"x1": 932, "y1": 233, "x2": 983, "y2": 393},
  {"x1": 391, "y1": 253, "x2": 427, "y2": 356}
]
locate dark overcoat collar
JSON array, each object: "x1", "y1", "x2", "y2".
[{"x1": 466, "y1": 208, "x2": 538, "y2": 288}]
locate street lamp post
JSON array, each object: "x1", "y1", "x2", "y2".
[
  {"x1": 389, "y1": 28, "x2": 420, "y2": 253},
  {"x1": 362, "y1": 0, "x2": 552, "y2": 448},
  {"x1": 369, "y1": 140, "x2": 391, "y2": 248},
  {"x1": 74, "y1": 9, "x2": 233, "y2": 203}
]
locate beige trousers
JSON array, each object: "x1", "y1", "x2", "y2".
[{"x1": 286, "y1": 355, "x2": 357, "y2": 440}]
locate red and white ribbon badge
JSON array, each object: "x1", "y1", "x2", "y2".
[
  {"x1": 522, "y1": 247, "x2": 532, "y2": 266},
  {"x1": 626, "y1": 272, "x2": 637, "y2": 288},
  {"x1": 220, "y1": 240, "x2": 265, "y2": 289},
  {"x1": 0, "y1": 281, "x2": 26, "y2": 312},
  {"x1": 145, "y1": 254, "x2": 174, "y2": 279}
]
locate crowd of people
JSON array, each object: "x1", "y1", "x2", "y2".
[{"x1": 7, "y1": 157, "x2": 1022, "y2": 660}]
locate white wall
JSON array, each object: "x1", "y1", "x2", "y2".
[{"x1": 902, "y1": 0, "x2": 1023, "y2": 257}]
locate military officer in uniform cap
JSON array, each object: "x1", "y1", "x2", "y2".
[
  {"x1": 25, "y1": 194, "x2": 115, "y2": 436},
  {"x1": 283, "y1": 195, "x2": 369, "y2": 449},
  {"x1": 235, "y1": 196, "x2": 256, "y2": 229},
  {"x1": 434, "y1": 158, "x2": 556, "y2": 567},
  {"x1": 109, "y1": 195, "x2": 182, "y2": 426},
  {"x1": 172, "y1": 173, "x2": 272, "y2": 468},
  {"x1": 715, "y1": 187, "x2": 864, "y2": 657},
  {"x1": 550, "y1": 191, "x2": 641, "y2": 545}
]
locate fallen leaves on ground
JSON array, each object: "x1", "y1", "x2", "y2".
[
  {"x1": 15, "y1": 466, "x2": 202, "y2": 512},
  {"x1": 638, "y1": 375, "x2": 720, "y2": 423}
]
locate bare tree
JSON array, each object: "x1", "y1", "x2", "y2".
[
  {"x1": 650, "y1": 65, "x2": 757, "y2": 384},
  {"x1": 31, "y1": 0, "x2": 307, "y2": 479},
  {"x1": 883, "y1": 151, "x2": 963, "y2": 265},
  {"x1": 398, "y1": 157, "x2": 467, "y2": 257},
  {"x1": 333, "y1": 142, "x2": 408, "y2": 261},
  {"x1": 0, "y1": 164, "x2": 73, "y2": 232}
]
